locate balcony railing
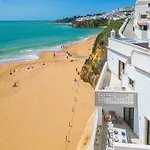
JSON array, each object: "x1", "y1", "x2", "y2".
[{"x1": 95, "y1": 62, "x2": 137, "y2": 107}]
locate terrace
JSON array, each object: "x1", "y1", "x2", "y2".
[
  {"x1": 95, "y1": 62, "x2": 137, "y2": 108},
  {"x1": 94, "y1": 118, "x2": 142, "y2": 150}
]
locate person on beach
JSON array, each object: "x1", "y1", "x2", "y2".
[
  {"x1": 13, "y1": 82, "x2": 17, "y2": 87},
  {"x1": 10, "y1": 71, "x2": 12, "y2": 75},
  {"x1": 53, "y1": 53, "x2": 56, "y2": 57},
  {"x1": 73, "y1": 79, "x2": 79, "y2": 86}
]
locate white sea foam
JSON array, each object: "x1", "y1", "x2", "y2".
[
  {"x1": 0, "y1": 34, "x2": 95, "y2": 65},
  {"x1": 0, "y1": 54, "x2": 39, "y2": 65}
]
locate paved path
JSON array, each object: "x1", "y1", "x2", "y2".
[{"x1": 123, "y1": 19, "x2": 135, "y2": 38}]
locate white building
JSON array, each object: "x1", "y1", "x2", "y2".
[
  {"x1": 134, "y1": 0, "x2": 150, "y2": 40},
  {"x1": 90, "y1": 0, "x2": 150, "y2": 150}
]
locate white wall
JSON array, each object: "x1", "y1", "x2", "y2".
[
  {"x1": 132, "y1": 51, "x2": 150, "y2": 72},
  {"x1": 108, "y1": 39, "x2": 135, "y2": 57},
  {"x1": 135, "y1": 28, "x2": 148, "y2": 40},
  {"x1": 108, "y1": 49, "x2": 128, "y2": 77},
  {"x1": 108, "y1": 38, "x2": 149, "y2": 59}
]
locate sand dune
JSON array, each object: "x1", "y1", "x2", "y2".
[{"x1": 0, "y1": 38, "x2": 96, "y2": 150}]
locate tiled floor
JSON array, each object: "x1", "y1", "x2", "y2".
[{"x1": 94, "y1": 119, "x2": 142, "y2": 150}]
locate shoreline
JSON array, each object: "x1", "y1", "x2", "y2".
[{"x1": 0, "y1": 34, "x2": 97, "y2": 67}]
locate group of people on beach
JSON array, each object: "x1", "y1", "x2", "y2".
[{"x1": 61, "y1": 45, "x2": 67, "y2": 49}]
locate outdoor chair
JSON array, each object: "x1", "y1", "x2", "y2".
[{"x1": 108, "y1": 111, "x2": 117, "y2": 123}]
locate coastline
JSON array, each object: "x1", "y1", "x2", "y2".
[
  {"x1": 0, "y1": 35, "x2": 96, "y2": 150},
  {"x1": 0, "y1": 34, "x2": 98, "y2": 66}
]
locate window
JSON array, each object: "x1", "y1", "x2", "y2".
[
  {"x1": 129, "y1": 78, "x2": 134, "y2": 88},
  {"x1": 141, "y1": 14, "x2": 147, "y2": 18},
  {"x1": 148, "y1": 3, "x2": 150, "y2": 7},
  {"x1": 144, "y1": 26, "x2": 148, "y2": 30},
  {"x1": 139, "y1": 25, "x2": 147, "y2": 31}
]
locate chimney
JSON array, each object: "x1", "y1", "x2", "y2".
[{"x1": 110, "y1": 29, "x2": 116, "y2": 38}]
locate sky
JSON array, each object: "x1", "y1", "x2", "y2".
[{"x1": 0, "y1": 0, "x2": 135, "y2": 20}]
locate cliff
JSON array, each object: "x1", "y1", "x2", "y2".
[
  {"x1": 71, "y1": 19, "x2": 108, "y2": 28},
  {"x1": 80, "y1": 19, "x2": 125, "y2": 88},
  {"x1": 52, "y1": 16, "x2": 81, "y2": 23}
]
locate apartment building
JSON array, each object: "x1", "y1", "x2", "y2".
[
  {"x1": 134, "y1": 0, "x2": 150, "y2": 40},
  {"x1": 92, "y1": 0, "x2": 150, "y2": 150}
]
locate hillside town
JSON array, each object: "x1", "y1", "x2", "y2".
[{"x1": 76, "y1": 6, "x2": 135, "y2": 21}]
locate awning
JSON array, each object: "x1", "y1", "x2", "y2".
[{"x1": 137, "y1": 19, "x2": 148, "y2": 26}]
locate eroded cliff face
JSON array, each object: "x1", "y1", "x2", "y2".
[
  {"x1": 80, "y1": 19, "x2": 125, "y2": 88},
  {"x1": 80, "y1": 44, "x2": 106, "y2": 88}
]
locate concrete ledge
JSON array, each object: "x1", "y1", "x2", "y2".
[{"x1": 114, "y1": 143, "x2": 150, "y2": 150}]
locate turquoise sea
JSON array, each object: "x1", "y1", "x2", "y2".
[{"x1": 0, "y1": 21, "x2": 102, "y2": 65}]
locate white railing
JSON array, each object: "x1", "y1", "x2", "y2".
[
  {"x1": 88, "y1": 109, "x2": 98, "y2": 150},
  {"x1": 95, "y1": 62, "x2": 108, "y2": 91},
  {"x1": 108, "y1": 38, "x2": 149, "y2": 57},
  {"x1": 119, "y1": 18, "x2": 129, "y2": 38}
]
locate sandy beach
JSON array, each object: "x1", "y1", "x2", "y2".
[{"x1": 0, "y1": 37, "x2": 96, "y2": 150}]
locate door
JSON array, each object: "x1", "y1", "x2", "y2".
[
  {"x1": 124, "y1": 108, "x2": 134, "y2": 130},
  {"x1": 118, "y1": 60, "x2": 125, "y2": 80},
  {"x1": 147, "y1": 119, "x2": 150, "y2": 145}
]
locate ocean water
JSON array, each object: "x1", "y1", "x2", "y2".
[{"x1": 0, "y1": 21, "x2": 102, "y2": 65}]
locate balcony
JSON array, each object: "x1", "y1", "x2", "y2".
[
  {"x1": 94, "y1": 118, "x2": 143, "y2": 150},
  {"x1": 95, "y1": 62, "x2": 137, "y2": 107}
]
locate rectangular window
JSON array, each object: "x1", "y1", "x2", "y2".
[
  {"x1": 144, "y1": 26, "x2": 148, "y2": 30},
  {"x1": 148, "y1": 3, "x2": 150, "y2": 7},
  {"x1": 141, "y1": 14, "x2": 147, "y2": 18},
  {"x1": 129, "y1": 78, "x2": 134, "y2": 88}
]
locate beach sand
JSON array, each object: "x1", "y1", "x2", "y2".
[{"x1": 0, "y1": 37, "x2": 96, "y2": 150}]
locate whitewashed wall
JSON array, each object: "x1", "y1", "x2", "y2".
[
  {"x1": 107, "y1": 49, "x2": 128, "y2": 77},
  {"x1": 135, "y1": 29, "x2": 148, "y2": 40}
]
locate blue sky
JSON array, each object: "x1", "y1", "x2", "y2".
[{"x1": 0, "y1": 0, "x2": 135, "y2": 20}]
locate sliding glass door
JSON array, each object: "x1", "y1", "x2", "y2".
[
  {"x1": 124, "y1": 108, "x2": 134, "y2": 130},
  {"x1": 147, "y1": 120, "x2": 150, "y2": 145}
]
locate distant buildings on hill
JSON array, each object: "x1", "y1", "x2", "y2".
[{"x1": 76, "y1": 6, "x2": 135, "y2": 22}]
